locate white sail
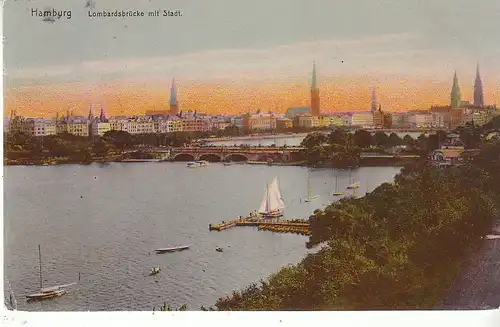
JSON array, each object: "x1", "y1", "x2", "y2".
[
  {"x1": 258, "y1": 177, "x2": 285, "y2": 214},
  {"x1": 270, "y1": 177, "x2": 285, "y2": 210},
  {"x1": 258, "y1": 184, "x2": 269, "y2": 214}
]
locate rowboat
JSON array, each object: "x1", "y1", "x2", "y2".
[{"x1": 155, "y1": 245, "x2": 190, "y2": 254}]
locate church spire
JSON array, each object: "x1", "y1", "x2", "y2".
[
  {"x1": 170, "y1": 78, "x2": 178, "y2": 106},
  {"x1": 474, "y1": 62, "x2": 484, "y2": 107},
  {"x1": 311, "y1": 61, "x2": 317, "y2": 90},
  {"x1": 371, "y1": 88, "x2": 378, "y2": 113},
  {"x1": 450, "y1": 71, "x2": 462, "y2": 109}
]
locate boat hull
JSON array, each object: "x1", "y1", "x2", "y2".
[
  {"x1": 154, "y1": 245, "x2": 190, "y2": 254},
  {"x1": 259, "y1": 211, "x2": 284, "y2": 219},
  {"x1": 332, "y1": 192, "x2": 344, "y2": 196},
  {"x1": 26, "y1": 290, "x2": 66, "y2": 301}
]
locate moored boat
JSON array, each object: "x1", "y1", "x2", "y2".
[
  {"x1": 26, "y1": 245, "x2": 70, "y2": 302},
  {"x1": 155, "y1": 245, "x2": 190, "y2": 254},
  {"x1": 186, "y1": 160, "x2": 209, "y2": 168},
  {"x1": 258, "y1": 177, "x2": 285, "y2": 219},
  {"x1": 149, "y1": 267, "x2": 161, "y2": 276}
]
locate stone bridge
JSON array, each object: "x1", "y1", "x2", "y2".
[{"x1": 168, "y1": 146, "x2": 305, "y2": 162}]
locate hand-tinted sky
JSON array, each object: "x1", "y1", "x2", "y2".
[{"x1": 4, "y1": 0, "x2": 500, "y2": 116}]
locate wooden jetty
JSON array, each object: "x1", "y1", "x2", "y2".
[{"x1": 209, "y1": 216, "x2": 310, "y2": 235}]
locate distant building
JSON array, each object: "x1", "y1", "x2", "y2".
[
  {"x1": 285, "y1": 106, "x2": 311, "y2": 118},
  {"x1": 371, "y1": 88, "x2": 378, "y2": 113},
  {"x1": 169, "y1": 78, "x2": 179, "y2": 115},
  {"x1": 450, "y1": 71, "x2": 462, "y2": 109},
  {"x1": 474, "y1": 63, "x2": 484, "y2": 108},
  {"x1": 294, "y1": 114, "x2": 319, "y2": 128},
  {"x1": 243, "y1": 113, "x2": 277, "y2": 131},
  {"x1": 346, "y1": 111, "x2": 374, "y2": 127},
  {"x1": 373, "y1": 105, "x2": 384, "y2": 127},
  {"x1": 310, "y1": 61, "x2": 320, "y2": 116},
  {"x1": 276, "y1": 118, "x2": 293, "y2": 130}
]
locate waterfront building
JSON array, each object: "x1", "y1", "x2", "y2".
[
  {"x1": 318, "y1": 116, "x2": 333, "y2": 128},
  {"x1": 90, "y1": 121, "x2": 111, "y2": 136},
  {"x1": 231, "y1": 116, "x2": 246, "y2": 130},
  {"x1": 125, "y1": 116, "x2": 155, "y2": 134},
  {"x1": 211, "y1": 120, "x2": 232, "y2": 130},
  {"x1": 276, "y1": 118, "x2": 293, "y2": 130},
  {"x1": 406, "y1": 111, "x2": 433, "y2": 128},
  {"x1": 294, "y1": 113, "x2": 319, "y2": 128},
  {"x1": 57, "y1": 116, "x2": 90, "y2": 136},
  {"x1": 311, "y1": 61, "x2": 320, "y2": 116},
  {"x1": 243, "y1": 113, "x2": 277, "y2": 131},
  {"x1": 431, "y1": 112, "x2": 448, "y2": 129},
  {"x1": 181, "y1": 118, "x2": 211, "y2": 132},
  {"x1": 167, "y1": 116, "x2": 183, "y2": 132},
  {"x1": 21, "y1": 118, "x2": 57, "y2": 136},
  {"x1": 328, "y1": 114, "x2": 345, "y2": 127},
  {"x1": 348, "y1": 111, "x2": 374, "y2": 127},
  {"x1": 285, "y1": 106, "x2": 311, "y2": 118},
  {"x1": 474, "y1": 63, "x2": 484, "y2": 108},
  {"x1": 170, "y1": 78, "x2": 179, "y2": 115},
  {"x1": 390, "y1": 112, "x2": 407, "y2": 128}
]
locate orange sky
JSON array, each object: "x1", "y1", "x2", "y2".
[{"x1": 5, "y1": 76, "x2": 500, "y2": 118}]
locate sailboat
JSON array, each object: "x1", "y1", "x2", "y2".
[
  {"x1": 26, "y1": 245, "x2": 72, "y2": 301},
  {"x1": 332, "y1": 175, "x2": 344, "y2": 196},
  {"x1": 346, "y1": 169, "x2": 360, "y2": 190},
  {"x1": 303, "y1": 173, "x2": 319, "y2": 202},
  {"x1": 258, "y1": 177, "x2": 285, "y2": 219}
]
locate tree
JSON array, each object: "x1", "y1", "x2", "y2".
[
  {"x1": 373, "y1": 131, "x2": 389, "y2": 147},
  {"x1": 353, "y1": 130, "x2": 373, "y2": 149},
  {"x1": 386, "y1": 133, "x2": 403, "y2": 148},
  {"x1": 103, "y1": 130, "x2": 133, "y2": 153}
]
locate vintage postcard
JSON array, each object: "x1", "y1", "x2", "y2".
[{"x1": 3, "y1": 0, "x2": 500, "y2": 323}]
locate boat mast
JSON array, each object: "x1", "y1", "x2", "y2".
[
  {"x1": 265, "y1": 180, "x2": 270, "y2": 214},
  {"x1": 335, "y1": 175, "x2": 338, "y2": 192},
  {"x1": 307, "y1": 174, "x2": 312, "y2": 199},
  {"x1": 38, "y1": 245, "x2": 43, "y2": 290}
]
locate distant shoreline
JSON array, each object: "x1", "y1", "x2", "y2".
[{"x1": 202, "y1": 133, "x2": 308, "y2": 143}]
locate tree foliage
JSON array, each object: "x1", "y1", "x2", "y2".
[{"x1": 215, "y1": 132, "x2": 500, "y2": 310}]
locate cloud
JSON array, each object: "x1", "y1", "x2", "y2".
[{"x1": 6, "y1": 32, "x2": 422, "y2": 84}]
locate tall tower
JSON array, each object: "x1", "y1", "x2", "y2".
[
  {"x1": 473, "y1": 63, "x2": 484, "y2": 107},
  {"x1": 371, "y1": 88, "x2": 378, "y2": 112},
  {"x1": 310, "y1": 61, "x2": 320, "y2": 116},
  {"x1": 170, "y1": 78, "x2": 179, "y2": 115},
  {"x1": 450, "y1": 71, "x2": 462, "y2": 109},
  {"x1": 88, "y1": 105, "x2": 94, "y2": 121}
]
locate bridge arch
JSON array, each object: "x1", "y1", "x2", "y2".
[
  {"x1": 225, "y1": 153, "x2": 248, "y2": 162},
  {"x1": 199, "y1": 153, "x2": 222, "y2": 162},
  {"x1": 172, "y1": 153, "x2": 196, "y2": 161}
]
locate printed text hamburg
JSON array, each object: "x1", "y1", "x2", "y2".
[{"x1": 88, "y1": 10, "x2": 182, "y2": 18}]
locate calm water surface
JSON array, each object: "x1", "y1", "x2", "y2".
[
  {"x1": 4, "y1": 163, "x2": 401, "y2": 311},
  {"x1": 208, "y1": 132, "x2": 427, "y2": 147}
]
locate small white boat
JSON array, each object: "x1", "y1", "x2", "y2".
[
  {"x1": 186, "y1": 160, "x2": 209, "y2": 168},
  {"x1": 484, "y1": 235, "x2": 500, "y2": 240},
  {"x1": 149, "y1": 267, "x2": 161, "y2": 276},
  {"x1": 223, "y1": 162, "x2": 232, "y2": 166},
  {"x1": 155, "y1": 245, "x2": 190, "y2": 254}
]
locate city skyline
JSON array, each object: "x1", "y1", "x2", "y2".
[{"x1": 4, "y1": 0, "x2": 500, "y2": 117}]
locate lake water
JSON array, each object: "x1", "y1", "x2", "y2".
[
  {"x1": 208, "y1": 132, "x2": 427, "y2": 147},
  {"x1": 4, "y1": 163, "x2": 401, "y2": 311}
]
